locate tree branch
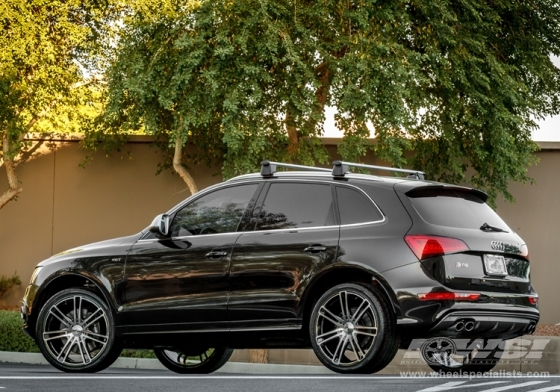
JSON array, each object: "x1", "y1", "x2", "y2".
[
  {"x1": 0, "y1": 133, "x2": 23, "y2": 210},
  {"x1": 172, "y1": 134, "x2": 198, "y2": 195}
]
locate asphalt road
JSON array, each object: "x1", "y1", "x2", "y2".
[{"x1": 0, "y1": 363, "x2": 560, "y2": 392}]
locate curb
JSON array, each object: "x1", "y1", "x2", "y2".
[
  {"x1": 0, "y1": 351, "x2": 333, "y2": 374},
  {"x1": 1, "y1": 335, "x2": 558, "y2": 375}
]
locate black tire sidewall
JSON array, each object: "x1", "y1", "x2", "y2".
[
  {"x1": 36, "y1": 288, "x2": 118, "y2": 373},
  {"x1": 309, "y1": 283, "x2": 389, "y2": 373}
]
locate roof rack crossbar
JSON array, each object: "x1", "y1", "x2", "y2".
[
  {"x1": 260, "y1": 160, "x2": 331, "y2": 177},
  {"x1": 332, "y1": 161, "x2": 425, "y2": 180}
]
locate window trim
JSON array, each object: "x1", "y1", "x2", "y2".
[{"x1": 334, "y1": 184, "x2": 386, "y2": 228}]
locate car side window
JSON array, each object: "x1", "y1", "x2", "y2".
[
  {"x1": 170, "y1": 184, "x2": 259, "y2": 237},
  {"x1": 256, "y1": 183, "x2": 335, "y2": 231},
  {"x1": 336, "y1": 186, "x2": 383, "y2": 225}
]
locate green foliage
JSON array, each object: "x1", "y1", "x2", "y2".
[
  {"x1": 0, "y1": 272, "x2": 21, "y2": 298},
  {"x1": 0, "y1": 311, "x2": 40, "y2": 352},
  {"x1": 97, "y1": 0, "x2": 560, "y2": 204},
  {"x1": 120, "y1": 349, "x2": 156, "y2": 359}
]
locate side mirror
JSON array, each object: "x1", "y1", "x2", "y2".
[{"x1": 149, "y1": 214, "x2": 170, "y2": 236}]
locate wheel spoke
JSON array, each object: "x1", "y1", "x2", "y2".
[
  {"x1": 348, "y1": 335, "x2": 360, "y2": 360},
  {"x1": 56, "y1": 337, "x2": 75, "y2": 363},
  {"x1": 84, "y1": 330, "x2": 108, "y2": 340},
  {"x1": 355, "y1": 330, "x2": 377, "y2": 338},
  {"x1": 349, "y1": 298, "x2": 367, "y2": 323},
  {"x1": 338, "y1": 291, "x2": 350, "y2": 321},
  {"x1": 317, "y1": 332, "x2": 341, "y2": 346},
  {"x1": 354, "y1": 304, "x2": 372, "y2": 324},
  {"x1": 319, "y1": 306, "x2": 344, "y2": 326},
  {"x1": 351, "y1": 334, "x2": 365, "y2": 359},
  {"x1": 82, "y1": 308, "x2": 104, "y2": 329},
  {"x1": 84, "y1": 334, "x2": 107, "y2": 345},
  {"x1": 317, "y1": 328, "x2": 341, "y2": 340},
  {"x1": 50, "y1": 305, "x2": 73, "y2": 328},
  {"x1": 77, "y1": 296, "x2": 83, "y2": 324},
  {"x1": 43, "y1": 330, "x2": 69, "y2": 342},
  {"x1": 331, "y1": 336, "x2": 347, "y2": 365}
]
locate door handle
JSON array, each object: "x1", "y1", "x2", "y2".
[
  {"x1": 304, "y1": 245, "x2": 327, "y2": 253},
  {"x1": 206, "y1": 250, "x2": 228, "y2": 259}
]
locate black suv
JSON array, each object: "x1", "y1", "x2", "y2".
[{"x1": 21, "y1": 161, "x2": 539, "y2": 374}]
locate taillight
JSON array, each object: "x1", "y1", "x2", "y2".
[
  {"x1": 529, "y1": 296, "x2": 538, "y2": 305},
  {"x1": 405, "y1": 235, "x2": 469, "y2": 260},
  {"x1": 418, "y1": 292, "x2": 480, "y2": 301},
  {"x1": 520, "y1": 244, "x2": 529, "y2": 259}
]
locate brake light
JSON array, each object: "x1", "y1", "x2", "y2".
[
  {"x1": 418, "y1": 292, "x2": 480, "y2": 301},
  {"x1": 529, "y1": 296, "x2": 538, "y2": 305},
  {"x1": 405, "y1": 235, "x2": 469, "y2": 260}
]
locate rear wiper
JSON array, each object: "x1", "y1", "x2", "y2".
[{"x1": 480, "y1": 222, "x2": 508, "y2": 233}]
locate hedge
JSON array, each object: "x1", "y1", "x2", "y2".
[{"x1": 0, "y1": 310, "x2": 155, "y2": 358}]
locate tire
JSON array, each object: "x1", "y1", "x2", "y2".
[
  {"x1": 309, "y1": 283, "x2": 398, "y2": 374},
  {"x1": 154, "y1": 348, "x2": 233, "y2": 374},
  {"x1": 421, "y1": 337, "x2": 500, "y2": 374},
  {"x1": 36, "y1": 288, "x2": 122, "y2": 373}
]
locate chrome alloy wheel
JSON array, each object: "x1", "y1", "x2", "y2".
[
  {"x1": 41, "y1": 294, "x2": 110, "y2": 367},
  {"x1": 421, "y1": 338, "x2": 463, "y2": 368},
  {"x1": 314, "y1": 290, "x2": 378, "y2": 366}
]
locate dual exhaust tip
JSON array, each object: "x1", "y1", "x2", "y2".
[{"x1": 454, "y1": 320, "x2": 475, "y2": 332}]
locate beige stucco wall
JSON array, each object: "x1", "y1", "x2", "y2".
[{"x1": 1, "y1": 138, "x2": 558, "y2": 324}]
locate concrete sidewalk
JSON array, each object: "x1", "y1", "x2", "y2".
[{"x1": 0, "y1": 336, "x2": 557, "y2": 374}]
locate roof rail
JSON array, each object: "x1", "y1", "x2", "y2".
[
  {"x1": 260, "y1": 161, "x2": 331, "y2": 177},
  {"x1": 332, "y1": 161, "x2": 425, "y2": 180}
]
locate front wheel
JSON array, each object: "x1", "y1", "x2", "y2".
[
  {"x1": 36, "y1": 288, "x2": 122, "y2": 373},
  {"x1": 154, "y1": 348, "x2": 233, "y2": 374},
  {"x1": 309, "y1": 283, "x2": 399, "y2": 374}
]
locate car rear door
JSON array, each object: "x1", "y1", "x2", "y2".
[{"x1": 228, "y1": 180, "x2": 340, "y2": 330}]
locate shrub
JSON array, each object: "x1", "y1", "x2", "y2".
[
  {"x1": 0, "y1": 272, "x2": 21, "y2": 298},
  {"x1": 0, "y1": 310, "x2": 40, "y2": 352},
  {"x1": 0, "y1": 310, "x2": 156, "y2": 358}
]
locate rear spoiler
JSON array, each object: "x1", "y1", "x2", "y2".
[{"x1": 404, "y1": 185, "x2": 489, "y2": 202}]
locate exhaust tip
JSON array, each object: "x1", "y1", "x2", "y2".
[
  {"x1": 465, "y1": 321, "x2": 475, "y2": 331},
  {"x1": 455, "y1": 321, "x2": 465, "y2": 332}
]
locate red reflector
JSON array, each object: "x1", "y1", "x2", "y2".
[
  {"x1": 418, "y1": 292, "x2": 480, "y2": 301},
  {"x1": 529, "y1": 296, "x2": 538, "y2": 305},
  {"x1": 405, "y1": 235, "x2": 469, "y2": 260}
]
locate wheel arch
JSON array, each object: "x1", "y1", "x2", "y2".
[
  {"x1": 29, "y1": 272, "x2": 117, "y2": 337},
  {"x1": 299, "y1": 264, "x2": 401, "y2": 333}
]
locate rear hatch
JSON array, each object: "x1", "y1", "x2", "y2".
[{"x1": 395, "y1": 184, "x2": 531, "y2": 294}]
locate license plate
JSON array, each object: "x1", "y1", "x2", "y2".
[{"x1": 483, "y1": 254, "x2": 507, "y2": 276}]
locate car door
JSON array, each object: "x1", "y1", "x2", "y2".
[
  {"x1": 228, "y1": 181, "x2": 340, "y2": 330},
  {"x1": 123, "y1": 182, "x2": 261, "y2": 334}
]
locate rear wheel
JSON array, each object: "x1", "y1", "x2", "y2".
[
  {"x1": 154, "y1": 348, "x2": 233, "y2": 374},
  {"x1": 309, "y1": 283, "x2": 398, "y2": 374},
  {"x1": 36, "y1": 288, "x2": 122, "y2": 373}
]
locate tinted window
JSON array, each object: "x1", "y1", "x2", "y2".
[
  {"x1": 408, "y1": 189, "x2": 510, "y2": 230},
  {"x1": 337, "y1": 186, "x2": 383, "y2": 225},
  {"x1": 171, "y1": 184, "x2": 258, "y2": 236},
  {"x1": 256, "y1": 183, "x2": 334, "y2": 230}
]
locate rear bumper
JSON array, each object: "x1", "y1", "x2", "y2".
[{"x1": 425, "y1": 308, "x2": 539, "y2": 339}]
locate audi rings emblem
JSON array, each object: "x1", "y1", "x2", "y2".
[{"x1": 491, "y1": 241, "x2": 505, "y2": 251}]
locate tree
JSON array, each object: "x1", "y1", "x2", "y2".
[
  {"x1": 99, "y1": 0, "x2": 560, "y2": 204},
  {"x1": 0, "y1": 0, "x2": 115, "y2": 209}
]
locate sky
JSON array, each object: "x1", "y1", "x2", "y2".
[{"x1": 322, "y1": 56, "x2": 560, "y2": 141}]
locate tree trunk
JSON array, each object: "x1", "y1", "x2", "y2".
[
  {"x1": 0, "y1": 133, "x2": 23, "y2": 210},
  {"x1": 172, "y1": 134, "x2": 198, "y2": 195},
  {"x1": 248, "y1": 349, "x2": 269, "y2": 364}
]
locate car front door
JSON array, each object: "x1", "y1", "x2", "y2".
[
  {"x1": 123, "y1": 183, "x2": 261, "y2": 334},
  {"x1": 228, "y1": 181, "x2": 340, "y2": 330}
]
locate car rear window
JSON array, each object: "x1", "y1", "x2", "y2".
[{"x1": 407, "y1": 189, "x2": 510, "y2": 230}]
